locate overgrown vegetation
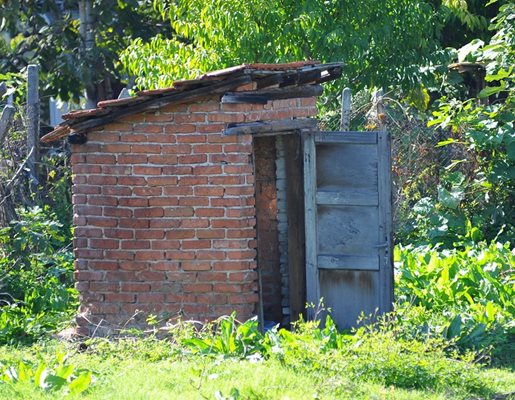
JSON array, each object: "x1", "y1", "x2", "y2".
[{"x1": 0, "y1": 0, "x2": 514, "y2": 398}]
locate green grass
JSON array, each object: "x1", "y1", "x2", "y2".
[{"x1": 1, "y1": 334, "x2": 514, "y2": 400}]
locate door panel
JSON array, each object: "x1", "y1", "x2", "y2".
[{"x1": 304, "y1": 131, "x2": 393, "y2": 329}]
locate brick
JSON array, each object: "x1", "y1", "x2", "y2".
[
  {"x1": 193, "y1": 144, "x2": 222, "y2": 153},
  {"x1": 164, "y1": 207, "x2": 194, "y2": 217},
  {"x1": 102, "y1": 165, "x2": 132, "y2": 175},
  {"x1": 75, "y1": 227, "x2": 103, "y2": 238},
  {"x1": 149, "y1": 219, "x2": 181, "y2": 228},
  {"x1": 146, "y1": 134, "x2": 176, "y2": 143},
  {"x1": 196, "y1": 229, "x2": 225, "y2": 239},
  {"x1": 194, "y1": 186, "x2": 224, "y2": 196},
  {"x1": 147, "y1": 177, "x2": 178, "y2": 186},
  {"x1": 154, "y1": 261, "x2": 181, "y2": 271},
  {"x1": 193, "y1": 165, "x2": 222, "y2": 175},
  {"x1": 105, "y1": 293, "x2": 136, "y2": 302},
  {"x1": 195, "y1": 208, "x2": 224, "y2": 217},
  {"x1": 162, "y1": 187, "x2": 192, "y2": 196},
  {"x1": 164, "y1": 124, "x2": 196, "y2": 134},
  {"x1": 166, "y1": 250, "x2": 195, "y2": 260},
  {"x1": 118, "y1": 176, "x2": 146, "y2": 186},
  {"x1": 213, "y1": 261, "x2": 254, "y2": 271},
  {"x1": 121, "y1": 282, "x2": 151, "y2": 292},
  {"x1": 211, "y1": 219, "x2": 254, "y2": 228},
  {"x1": 102, "y1": 143, "x2": 131, "y2": 153},
  {"x1": 135, "y1": 230, "x2": 165, "y2": 239},
  {"x1": 105, "y1": 122, "x2": 133, "y2": 132},
  {"x1": 119, "y1": 261, "x2": 149, "y2": 270},
  {"x1": 224, "y1": 186, "x2": 254, "y2": 196},
  {"x1": 195, "y1": 250, "x2": 226, "y2": 260},
  {"x1": 182, "y1": 240, "x2": 211, "y2": 249},
  {"x1": 213, "y1": 239, "x2": 251, "y2": 249},
  {"x1": 120, "y1": 133, "x2": 147, "y2": 143},
  {"x1": 210, "y1": 198, "x2": 245, "y2": 207},
  {"x1": 144, "y1": 112, "x2": 174, "y2": 123},
  {"x1": 105, "y1": 271, "x2": 137, "y2": 281},
  {"x1": 227, "y1": 207, "x2": 255, "y2": 217},
  {"x1": 103, "y1": 207, "x2": 132, "y2": 218},
  {"x1": 90, "y1": 238, "x2": 119, "y2": 249},
  {"x1": 118, "y1": 154, "x2": 148, "y2": 164},
  {"x1": 102, "y1": 186, "x2": 132, "y2": 196},
  {"x1": 182, "y1": 304, "x2": 210, "y2": 314},
  {"x1": 223, "y1": 143, "x2": 253, "y2": 153},
  {"x1": 133, "y1": 187, "x2": 162, "y2": 196},
  {"x1": 131, "y1": 144, "x2": 161, "y2": 153},
  {"x1": 166, "y1": 229, "x2": 195, "y2": 239},
  {"x1": 161, "y1": 144, "x2": 192, "y2": 154},
  {"x1": 227, "y1": 250, "x2": 257, "y2": 259},
  {"x1": 74, "y1": 271, "x2": 104, "y2": 281},
  {"x1": 183, "y1": 283, "x2": 212, "y2": 293},
  {"x1": 198, "y1": 123, "x2": 224, "y2": 133},
  {"x1": 72, "y1": 175, "x2": 86, "y2": 184},
  {"x1": 135, "y1": 251, "x2": 165, "y2": 261},
  {"x1": 137, "y1": 293, "x2": 165, "y2": 303},
  {"x1": 179, "y1": 197, "x2": 209, "y2": 206},
  {"x1": 104, "y1": 229, "x2": 133, "y2": 239},
  {"x1": 137, "y1": 270, "x2": 166, "y2": 280},
  {"x1": 147, "y1": 155, "x2": 178, "y2": 164},
  {"x1": 73, "y1": 185, "x2": 101, "y2": 195},
  {"x1": 75, "y1": 205, "x2": 102, "y2": 216},
  {"x1": 148, "y1": 197, "x2": 179, "y2": 206},
  {"x1": 181, "y1": 261, "x2": 211, "y2": 271},
  {"x1": 223, "y1": 165, "x2": 253, "y2": 174},
  {"x1": 207, "y1": 113, "x2": 244, "y2": 123},
  {"x1": 177, "y1": 154, "x2": 207, "y2": 164},
  {"x1": 180, "y1": 219, "x2": 209, "y2": 228},
  {"x1": 209, "y1": 176, "x2": 245, "y2": 185},
  {"x1": 174, "y1": 113, "x2": 206, "y2": 123},
  {"x1": 227, "y1": 228, "x2": 256, "y2": 239},
  {"x1": 162, "y1": 166, "x2": 192, "y2": 175},
  {"x1": 133, "y1": 166, "x2": 162, "y2": 175},
  {"x1": 90, "y1": 282, "x2": 119, "y2": 292},
  {"x1": 176, "y1": 134, "x2": 206, "y2": 144},
  {"x1": 134, "y1": 123, "x2": 163, "y2": 133},
  {"x1": 88, "y1": 196, "x2": 117, "y2": 206},
  {"x1": 151, "y1": 240, "x2": 180, "y2": 250},
  {"x1": 189, "y1": 102, "x2": 219, "y2": 112},
  {"x1": 72, "y1": 194, "x2": 87, "y2": 205},
  {"x1": 134, "y1": 208, "x2": 164, "y2": 218},
  {"x1": 119, "y1": 218, "x2": 150, "y2": 229},
  {"x1": 104, "y1": 250, "x2": 135, "y2": 260},
  {"x1": 121, "y1": 240, "x2": 151, "y2": 249},
  {"x1": 86, "y1": 216, "x2": 118, "y2": 227},
  {"x1": 118, "y1": 198, "x2": 148, "y2": 207},
  {"x1": 210, "y1": 154, "x2": 249, "y2": 164},
  {"x1": 86, "y1": 154, "x2": 116, "y2": 164}
]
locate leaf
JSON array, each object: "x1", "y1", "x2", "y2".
[
  {"x1": 68, "y1": 371, "x2": 92, "y2": 395},
  {"x1": 478, "y1": 80, "x2": 506, "y2": 98},
  {"x1": 457, "y1": 39, "x2": 484, "y2": 62},
  {"x1": 447, "y1": 315, "x2": 462, "y2": 339}
]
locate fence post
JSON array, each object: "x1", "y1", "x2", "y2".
[
  {"x1": 373, "y1": 88, "x2": 385, "y2": 131},
  {"x1": 340, "y1": 87, "x2": 352, "y2": 131},
  {"x1": 27, "y1": 64, "x2": 40, "y2": 189},
  {"x1": 0, "y1": 105, "x2": 15, "y2": 147}
]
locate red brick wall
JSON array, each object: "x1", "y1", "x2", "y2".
[{"x1": 71, "y1": 92, "x2": 317, "y2": 333}]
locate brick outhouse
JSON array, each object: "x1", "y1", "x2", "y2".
[{"x1": 42, "y1": 62, "x2": 344, "y2": 333}]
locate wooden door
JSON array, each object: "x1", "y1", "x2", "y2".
[{"x1": 303, "y1": 131, "x2": 393, "y2": 329}]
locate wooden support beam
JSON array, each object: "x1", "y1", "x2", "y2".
[
  {"x1": 222, "y1": 84, "x2": 323, "y2": 104},
  {"x1": 224, "y1": 118, "x2": 318, "y2": 136},
  {"x1": 26, "y1": 64, "x2": 39, "y2": 189}
]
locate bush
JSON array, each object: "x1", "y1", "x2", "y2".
[
  {"x1": 394, "y1": 241, "x2": 514, "y2": 363},
  {"x1": 0, "y1": 206, "x2": 77, "y2": 344}
]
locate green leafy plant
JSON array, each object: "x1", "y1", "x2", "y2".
[{"x1": 0, "y1": 351, "x2": 92, "y2": 396}]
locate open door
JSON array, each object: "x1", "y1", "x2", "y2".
[{"x1": 303, "y1": 131, "x2": 393, "y2": 329}]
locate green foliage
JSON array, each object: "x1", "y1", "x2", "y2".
[
  {"x1": 122, "y1": 0, "x2": 441, "y2": 91},
  {"x1": 395, "y1": 242, "x2": 514, "y2": 359},
  {"x1": 0, "y1": 206, "x2": 77, "y2": 344},
  {"x1": 426, "y1": 3, "x2": 515, "y2": 244},
  {"x1": 182, "y1": 313, "x2": 266, "y2": 358},
  {"x1": 0, "y1": 351, "x2": 92, "y2": 396}
]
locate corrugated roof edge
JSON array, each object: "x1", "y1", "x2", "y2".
[{"x1": 41, "y1": 61, "x2": 342, "y2": 143}]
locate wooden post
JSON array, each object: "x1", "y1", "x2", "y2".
[
  {"x1": 373, "y1": 88, "x2": 385, "y2": 131},
  {"x1": 340, "y1": 87, "x2": 352, "y2": 131},
  {"x1": 26, "y1": 64, "x2": 40, "y2": 188},
  {"x1": 0, "y1": 105, "x2": 15, "y2": 147}
]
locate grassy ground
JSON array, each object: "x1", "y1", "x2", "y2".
[{"x1": 1, "y1": 336, "x2": 514, "y2": 400}]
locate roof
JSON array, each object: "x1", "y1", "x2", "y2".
[{"x1": 41, "y1": 61, "x2": 343, "y2": 143}]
